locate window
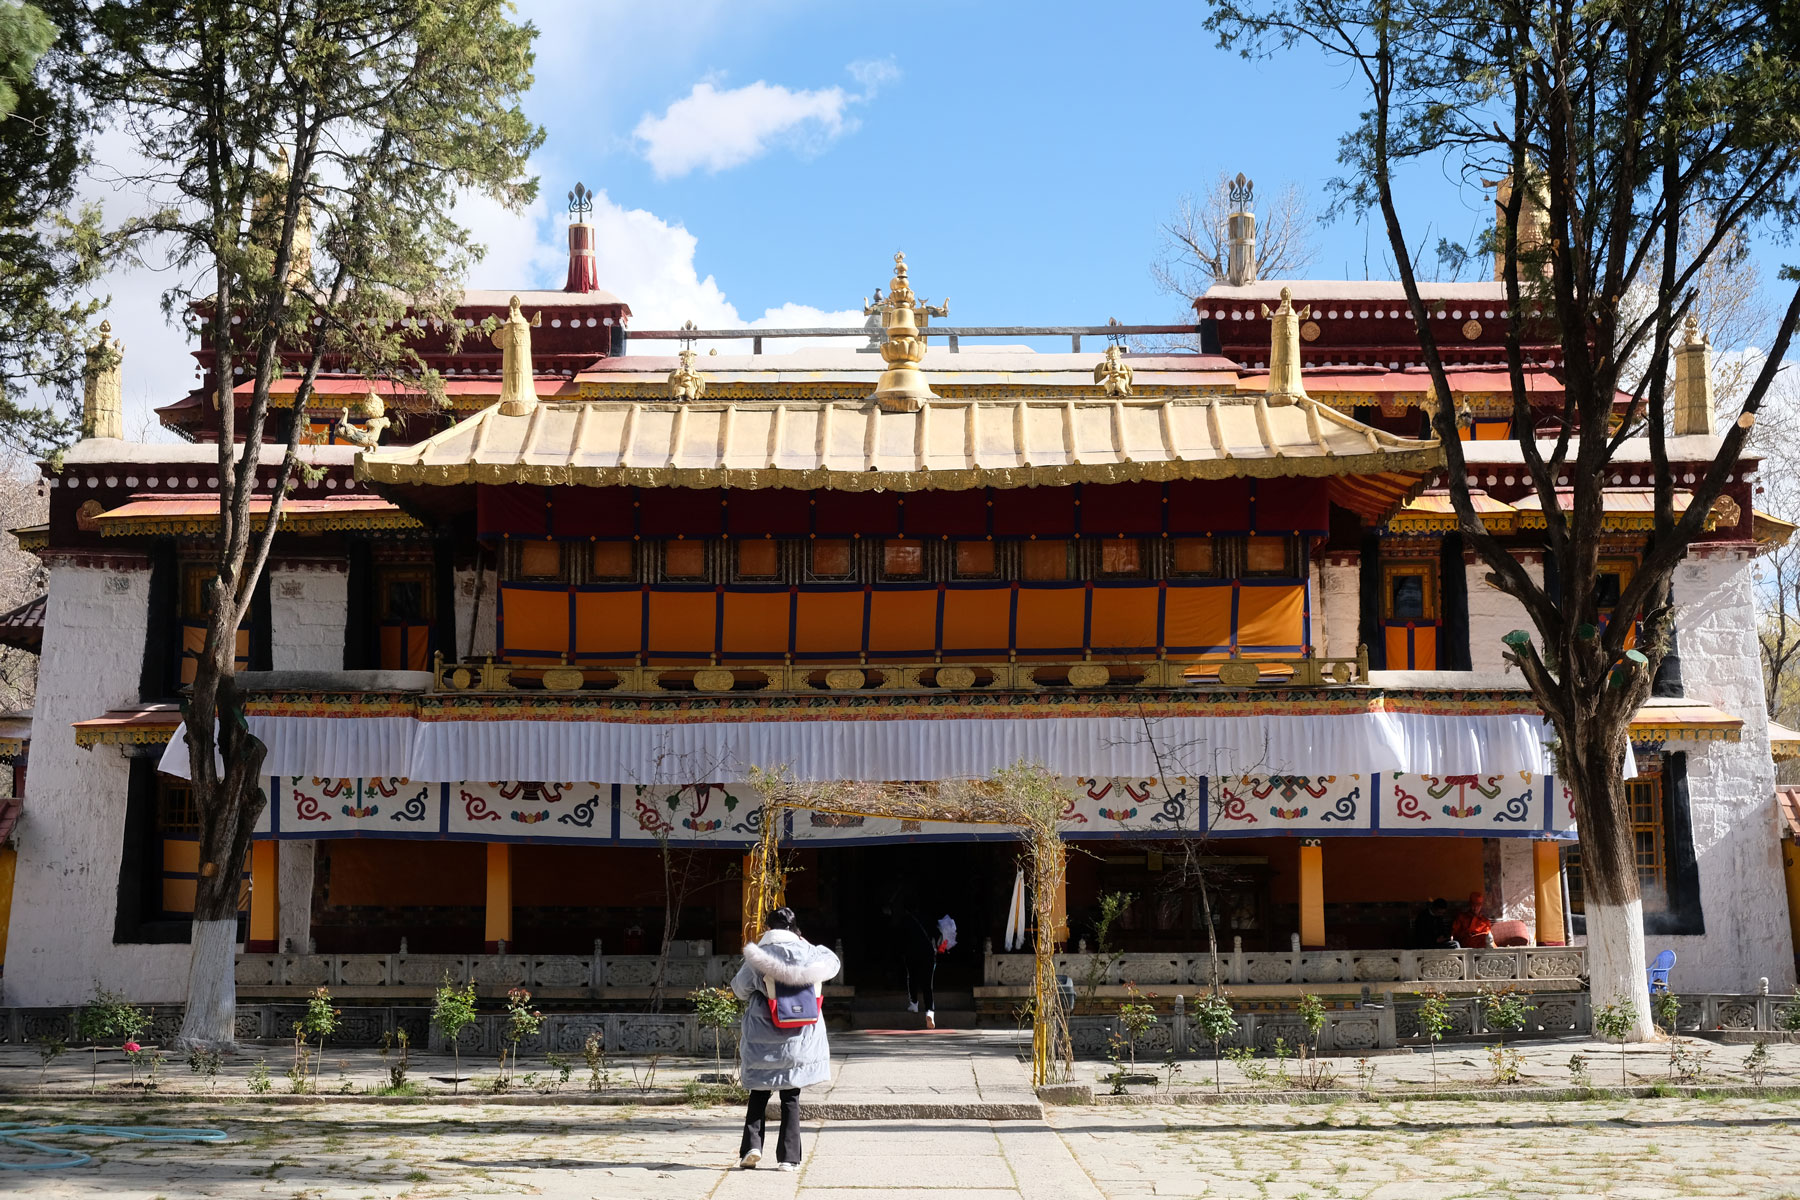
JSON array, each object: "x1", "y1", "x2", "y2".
[
  {"x1": 1596, "y1": 557, "x2": 1636, "y2": 615},
  {"x1": 592, "y1": 542, "x2": 634, "y2": 579},
  {"x1": 1171, "y1": 537, "x2": 1217, "y2": 576},
  {"x1": 376, "y1": 566, "x2": 433, "y2": 671},
  {"x1": 1565, "y1": 771, "x2": 1670, "y2": 915},
  {"x1": 663, "y1": 540, "x2": 707, "y2": 579},
  {"x1": 1244, "y1": 536, "x2": 1290, "y2": 576},
  {"x1": 954, "y1": 541, "x2": 997, "y2": 578},
  {"x1": 1381, "y1": 562, "x2": 1438, "y2": 621},
  {"x1": 1100, "y1": 539, "x2": 1144, "y2": 576},
  {"x1": 882, "y1": 539, "x2": 924, "y2": 578},
  {"x1": 1021, "y1": 540, "x2": 1070, "y2": 581},
  {"x1": 519, "y1": 540, "x2": 563, "y2": 579},
  {"x1": 735, "y1": 539, "x2": 780, "y2": 579},
  {"x1": 809, "y1": 539, "x2": 853, "y2": 578}
]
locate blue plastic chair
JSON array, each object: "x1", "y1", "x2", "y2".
[{"x1": 1647, "y1": 949, "x2": 1676, "y2": 992}]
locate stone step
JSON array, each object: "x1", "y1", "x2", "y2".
[{"x1": 850, "y1": 1008, "x2": 982, "y2": 1030}]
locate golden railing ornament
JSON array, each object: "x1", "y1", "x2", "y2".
[{"x1": 864, "y1": 252, "x2": 947, "y2": 413}]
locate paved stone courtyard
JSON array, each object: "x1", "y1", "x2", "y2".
[{"x1": 6, "y1": 1033, "x2": 1800, "y2": 1197}]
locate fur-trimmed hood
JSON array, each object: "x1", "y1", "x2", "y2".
[{"x1": 741, "y1": 931, "x2": 840, "y2": 987}]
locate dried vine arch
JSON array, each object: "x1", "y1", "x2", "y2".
[{"x1": 744, "y1": 762, "x2": 1074, "y2": 1087}]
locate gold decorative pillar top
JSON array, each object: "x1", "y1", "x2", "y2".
[
  {"x1": 1225, "y1": 172, "x2": 1257, "y2": 287},
  {"x1": 1094, "y1": 344, "x2": 1133, "y2": 396},
  {"x1": 667, "y1": 347, "x2": 707, "y2": 401},
  {"x1": 492, "y1": 295, "x2": 542, "y2": 417},
  {"x1": 1673, "y1": 311, "x2": 1715, "y2": 437},
  {"x1": 1489, "y1": 163, "x2": 1550, "y2": 282},
  {"x1": 864, "y1": 252, "x2": 947, "y2": 412},
  {"x1": 1260, "y1": 286, "x2": 1311, "y2": 405},
  {"x1": 82, "y1": 319, "x2": 124, "y2": 440}
]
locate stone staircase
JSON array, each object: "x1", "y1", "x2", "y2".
[{"x1": 849, "y1": 988, "x2": 980, "y2": 1031}]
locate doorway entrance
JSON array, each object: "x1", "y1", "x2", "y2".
[{"x1": 823, "y1": 842, "x2": 1013, "y2": 997}]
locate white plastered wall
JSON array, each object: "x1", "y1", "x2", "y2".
[
  {"x1": 5, "y1": 563, "x2": 188, "y2": 1005},
  {"x1": 1665, "y1": 547, "x2": 1793, "y2": 991},
  {"x1": 1466, "y1": 554, "x2": 1543, "y2": 676},
  {"x1": 455, "y1": 563, "x2": 496, "y2": 659},
  {"x1": 269, "y1": 563, "x2": 346, "y2": 671},
  {"x1": 1317, "y1": 555, "x2": 1360, "y2": 661}
]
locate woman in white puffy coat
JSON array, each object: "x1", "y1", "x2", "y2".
[{"x1": 730, "y1": 907, "x2": 840, "y2": 1170}]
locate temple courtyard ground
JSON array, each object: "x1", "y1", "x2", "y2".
[{"x1": 6, "y1": 1033, "x2": 1800, "y2": 1197}]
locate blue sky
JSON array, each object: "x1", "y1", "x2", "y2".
[{"x1": 96, "y1": 0, "x2": 1792, "y2": 433}]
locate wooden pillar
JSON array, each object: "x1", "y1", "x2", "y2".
[
  {"x1": 1050, "y1": 852, "x2": 1069, "y2": 945},
  {"x1": 0, "y1": 845, "x2": 15, "y2": 969},
  {"x1": 1783, "y1": 838, "x2": 1800, "y2": 962},
  {"x1": 246, "y1": 840, "x2": 280, "y2": 953},
  {"x1": 484, "y1": 842, "x2": 513, "y2": 953},
  {"x1": 1299, "y1": 839, "x2": 1325, "y2": 950},
  {"x1": 1533, "y1": 840, "x2": 1566, "y2": 946}
]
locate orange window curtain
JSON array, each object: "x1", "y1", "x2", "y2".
[
  {"x1": 646, "y1": 591, "x2": 718, "y2": 662},
  {"x1": 498, "y1": 584, "x2": 572, "y2": 663},
  {"x1": 864, "y1": 590, "x2": 935, "y2": 658},
  {"x1": 573, "y1": 590, "x2": 644, "y2": 661},
  {"x1": 1013, "y1": 587, "x2": 1086, "y2": 656},
  {"x1": 797, "y1": 591, "x2": 870, "y2": 658},
  {"x1": 940, "y1": 587, "x2": 1012, "y2": 656},
  {"x1": 1089, "y1": 586, "x2": 1159, "y2": 656}
]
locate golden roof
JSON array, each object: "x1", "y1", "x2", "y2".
[{"x1": 356, "y1": 393, "x2": 1444, "y2": 502}]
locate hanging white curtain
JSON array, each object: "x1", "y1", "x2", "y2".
[{"x1": 1004, "y1": 868, "x2": 1027, "y2": 951}]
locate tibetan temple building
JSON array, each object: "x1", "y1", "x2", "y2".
[{"x1": 0, "y1": 187, "x2": 1792, "y2": 1023}]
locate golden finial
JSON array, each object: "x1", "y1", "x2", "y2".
[
  {"x1": 493, "y1": 295, "x2": 542, "y2": 417},
  {"x1": 1094, "y1": 344, "x2": 1133, "y2": 396},
  {"x1": 1260, "y1": 286, "x2": 1312, "y2": 405},
  {"x1": 863, "y1": 252, "x2": 948, "y2": 412},
  {"x1": 82, "y1": 318, "x2": 124, "y2": 440},
  {"x1": 667, "y1": 346, "x2": 707, "y2": 401}
]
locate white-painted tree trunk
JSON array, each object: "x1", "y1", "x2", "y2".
[
  {"x1": 1584, "y1": 899, "x2": 1655, "y2": 1041},
  {"x1": 176, "y1": 918, "x2": 240, "y2": 1049}
]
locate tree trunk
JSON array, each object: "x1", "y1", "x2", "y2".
[
  {"x1": 1564, "y1": 729, "x2": 1656, "y2": 1041},
  {"x1": 177, "y1": 673, "x2": 269, "y2": 1049}
]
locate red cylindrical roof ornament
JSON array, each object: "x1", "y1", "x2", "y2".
[{"x1": 566, "y1": 181, "x2": 599, "y2": 293}]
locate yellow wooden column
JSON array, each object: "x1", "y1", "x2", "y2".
[
  {"x1": 1298, "y1": 839, "x2": 1325, "y2": 949},
  {"x1": 484, "y1": 842, "x2": 513, "y2": 953},
  {"x1": 246, "y1": 840, "x2": 280, "y2": 953},
  {"x1": 1782, "y1": 838, "x2": 1800, "y2": 960},
  {"x1": 1050, "y1": 859, "x2": 1069, "y2": 944},
  {"x1": 0, "y1": 845, "x2": 16, "y2": 969},
  {"x1": 1533, "y1": 840, "x2": 1566, "y2": 946}
]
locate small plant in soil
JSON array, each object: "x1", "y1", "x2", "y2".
[
  {"x1": 1567, "y1": 1052, "x2": 1593, "y2": 1090},
  {"x1": 1744, "y1": 1041, "x2": 1772, "y2": 1087},
  {"x1": 1413, "y1": 988, "x2": 1452, "y2": 1092},
  {"x1": 1190, "y1": 991, "x2": 1239, "y2": 1092},
  {"x1": 432, "y1": 976, "x2": 479, "y2": 1094},
  {"x1": 498, "y1": 987, "x2": 543, "y2": 1089},
  {"x1": 1783, "y1": 994, "x2": 1800, "y2": 1033},
  {"x1": 690, "y1": 985, "x2": 744, "y2": 1081},
  {"x1": 35, "y1": 1037, "x2": 65, "y2": 1091},
  {"x1": 248, "y1": 1057, "x2": 272, "y2": 1094},
  {"x1": 1116, "y1": 984, "x2": 1158, "y2": 1076},
  {"x1": 1270, "y1": 1036, "x2": 1294, "y2": 1089},
  {"x1": 1104, "y1": 1031, "x2": 1130, "y2": 1095},
  {"x1": 1487, "y1": 1043, "x2": 1523, "y2": 1085},
  {"x1": 1224, "y1": 1045, "x2": 1266, "y2": 1085},
  {"x1": 1669, "y1": 1038, "x2": 1711, "y2": 1084},
  {"x1": 379, "y1": 1029, "x2": 412, "y2": 1092},
  {"x1": 1353, "y1": 1057, "x2": 1377, "y2": 1096},
  {"x1": 297, "y1": 986, "x2": 340, "y2": 1093},
  {"x1": 544, "y1": 1052, "x2": 572, "y2": 1093},
  {"x1": 75, "y1": 987, "x2": 148, "y2": 1092},
  {"x1": 187, "y1": 1045, "x2": 223, "y2": 1092},
  {"x1": 583, "y1": 1031, "x2": 611, "y2": 1093},
  {"x1": 1292, "y1": 994, "x2": 1335, "y2": 1091},
  {"x1": 1592, "y1": 999, "x2": 1639, "y2": 1088},
  {"x1": 1082, "y1": 891, "x2": 1134, "y2": 998}
]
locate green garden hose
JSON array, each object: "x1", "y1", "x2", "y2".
[{"x1": 0, "y1": 1122, "x2": 227, "y2": 1170}]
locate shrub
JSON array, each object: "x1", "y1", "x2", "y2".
[
  {"x1": 432, "y1": 977, "x2": 479, "y2": 1094},
  {"x1": 1190, "y1": 991, "x2": 1239, "y2": 1092},
  {"x1": 690, "y1": 986, "x2": 744, "y2": 1078},
  {"x1": 1414, "y1": 988, "x2": 1452, "y2": 1092}
]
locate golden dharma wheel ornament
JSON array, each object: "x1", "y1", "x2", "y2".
[
  {"x1": 1328, "y1": 660, "x2": 1354, "y2": 685},
  {"x1": 824, "y1": 668, "x2": 866, "y2": 691},
  {"x1": 1216, "y1": 660, "x2": 1262, "y2": 687},
  {"x1": 449, "y1": 667, "x2": 473, "y2": 690},
  {"x1": 1462, "y1": 319, "x2": 1483, "y2": 340},
  {"x1": 693, "y1": 668, "x2": 735, "y2": 693},
  {"x1": 935, "y1": 665, "x2": 977, "y2": 690},
  {"x1": 1066, "y1": 663, "x2": 1110, "y2": 689},
  {"x1": 1299, "y1": 320, "x2": 1321, "y2": 343},
  {"x1": 542, "y1": 667, "x2": 584, "y2": 692}
]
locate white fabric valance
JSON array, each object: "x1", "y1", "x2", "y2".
[{"x1": 158, "y1": 710, "x2": 1560, "y2": 785}]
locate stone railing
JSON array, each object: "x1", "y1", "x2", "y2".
[
  {"x1": 985, "y1": 945, "x2": 1588, "y2": 990},
  {"x1": 233, "y1": 951, "x2": 757, "y2": 993}
]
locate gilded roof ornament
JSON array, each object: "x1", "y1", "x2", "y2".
[
  {"x1": 863, "y1": 252, "x2": 948, "y2": 412},
  {"x1": 1260, "y1": 286, "x2": 1311, "y2": 405},
  {"x1": 492, "y1": 295, "x2": 542, "y2": 417},
  {"x1": 667, "y1": 347, "x2": 707, "y2": 401},
  {"x1": 81, "y1": 319, "x2": 124, "y2": 440},
  {"x1": 1094, "y1": 344, "x2": 1133, "y2": 397},
  {"x1": 336, "y1": 391, "x2": 390, "y2": 448}
]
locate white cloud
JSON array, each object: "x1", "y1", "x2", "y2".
[
  {"x1": 632, "y1": 60, "x2": 901, "y2": 179},
  {"x1": 633, "y1": 80, "x2": 854, "y2": 179}
]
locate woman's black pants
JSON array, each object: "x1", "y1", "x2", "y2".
[{"x1": 740, "y1": 1087, "x2": 802, "y2": 1164}]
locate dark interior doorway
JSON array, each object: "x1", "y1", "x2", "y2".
[{"x1": 824, "y1": 842, "x2": 1012, "y2": 994}]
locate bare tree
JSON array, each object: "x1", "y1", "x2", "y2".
[
  {"x1": 1153, "y1": 173, "x2": 1321, "y2": 303},
  {"x1": 1210, "y1": 0, "x2": 1800, "y2": 1040}
]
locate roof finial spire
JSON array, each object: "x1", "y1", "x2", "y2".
[
  {"x1": 1261, "y1": 286, "x2": 1311, "y2": 405},
  {"x1": 1225, "y1": 172, "x2": 1257, "y2": 287},
  {"x1": 82, "y1": 320, "x2": 124, "y2": 440},
  {"x1": 863, "y1": 252, "x2": 948, "y2": 412}
]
